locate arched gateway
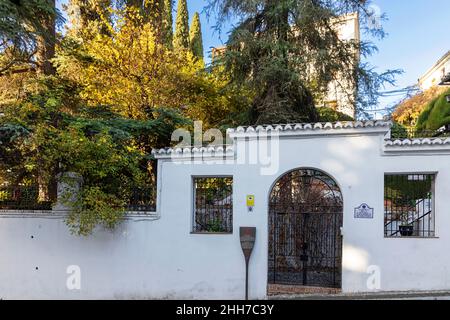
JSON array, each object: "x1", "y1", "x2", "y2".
[{"x1": 268, "y1": 168, "x2": 343, "y2": 289}]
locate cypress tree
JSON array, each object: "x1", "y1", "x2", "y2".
[
  {"x1": 162, "y1": 0, "x2": 173, "y2": 48},
  {"x1": 173, "y1": 0, "x2": 189, "y2": 50},
  {"x1": 189, "y1": 12, "x2": 203, "y2": 59}
]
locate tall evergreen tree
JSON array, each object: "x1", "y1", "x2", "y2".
[
  {"x1": 189, "y1": 12, "x2": 203, "y2": 59},
  {"x1": 162, "y1": 0, "x2": 173, "y2": 47},
  {"x1": 206, "y1": 0, "x2": 402, "y2": 124},
  {"x1": 144, "y1": 0, "x2": 165, "y2": 41},
  {"x1": 173, "y1": 0, "x2": 189, "y2": 50}
]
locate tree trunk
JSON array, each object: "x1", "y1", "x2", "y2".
[{"x1": 36, "y1": 0, "x2": 56, "y2": 75}]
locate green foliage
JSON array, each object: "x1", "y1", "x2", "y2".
[
  {"x1": 66, "y1": 186, "x2": 126, "y2": 236},
  {"x1": 390, "y1": 122, "x2": 409, "y2": 140},
  {"x1": 0, "y1": 0, "x2": 242, "y2": 236},
  {"x1": 317, "y1": 108, "x2": 354, "y2": 122},
  {"x1": 189, "y1": 12, "x2": 203, "y2": 59},
  {"x1": 392, "y1": 86, "x2": 446, "y2": 127},
  {"x1": 65, "y1": 0, "x2": 111, "y2": 38},
  {"x1": 416, "y1": 89, "x2": 450, "y2": 132},
  {"x1": 173, "y1": 0, "x2": 189, "y2": 50}
]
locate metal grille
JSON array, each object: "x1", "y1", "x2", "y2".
[
  {"x1": 193, "y1": 177, "x2": 233, "y2": 233},
  {"x1": 127, "y1": 185, "x2": 156, "y2": 212},
  {"x1": 384, "y1": 174, "x2": 435, "y2": 238},
  {"x1": 268, "y1": 169, "x2": 343, "y2": 288},
  {"x1": 0, "y1": 185, "x2": 52, "y2": 210}
]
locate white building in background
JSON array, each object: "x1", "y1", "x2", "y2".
[{"x1": 418, "y1": 50, "x2": 450, "y2": 90}]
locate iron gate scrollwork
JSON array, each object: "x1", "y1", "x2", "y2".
[{"x1": 268, "y1": 169, "x2": 343, "y2": 288}]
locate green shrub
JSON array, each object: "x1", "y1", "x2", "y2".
[{"x1": 416, "y1": 89, "x2": 450, "y2": 132}]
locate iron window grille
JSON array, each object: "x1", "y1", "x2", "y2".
[
  {"x1": 193, "y1": 177, "x2": 233, "y2": 233},
  {"x1": 384, "y1": 174, "x2": 435, "y2": 238},
  {"x1": 0, "y1": 184, "x2": 53, "y2": 210}
]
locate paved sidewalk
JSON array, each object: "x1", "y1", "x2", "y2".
[{"x1": 270, "y1": 290, "x2": 450, "y2": 300}]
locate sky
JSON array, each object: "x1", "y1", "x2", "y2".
[{"x1": 57, "y1": 0, "x2": 450, "y2": 115}]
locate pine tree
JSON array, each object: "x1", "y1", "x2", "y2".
[
  {"x1": 173, "y1": 0, "x2": 189, "y2": 50},
  {"x1": 206, "y1": 0, "x2": 402, "y2": 124},
  {"x1": 124, "y1": 0, "x2": 165, "y2": 42},
  {"x1": 162, "y1": 0, "x2": 173, "y2": 48},
  {"x1": 189, "y1": 12, "x2": 203, "y2": 59}
]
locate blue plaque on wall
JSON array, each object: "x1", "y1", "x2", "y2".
[{"x1": 354, "y1": 203, "x2": 374, "y2": 219}]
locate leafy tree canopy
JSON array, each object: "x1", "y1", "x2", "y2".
[{"x1": 173, "y1": 0, "x2": 189, "y2": 50}]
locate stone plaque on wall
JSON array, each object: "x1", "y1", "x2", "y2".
[{"x1": 354, "y1": 203, "x2": 374, "y2": 219}]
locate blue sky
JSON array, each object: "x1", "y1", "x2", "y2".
[{"x1": 57, "y1": 0, "x2": 450, "y2": 113}]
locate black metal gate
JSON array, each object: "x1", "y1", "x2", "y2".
[{"x1": 268, "y1": 169, "x2": 343, "y2": 288}]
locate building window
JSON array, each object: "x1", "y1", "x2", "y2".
[
  {"x1": 384, "y1": 174, "x2": 435, "y2": 238},
  {"x1": 193, "y1": 177, "x2": 233, "y2": 233}
]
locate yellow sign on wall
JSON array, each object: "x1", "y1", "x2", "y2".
[{"x1": 246, "y1": 195, "x2": 255, "y2": 207}]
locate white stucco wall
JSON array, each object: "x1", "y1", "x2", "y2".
[{"x1": 1, "y1": 122, "x2": 450, "y2": 299}]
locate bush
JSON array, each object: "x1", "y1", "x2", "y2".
[{"x1": 317, "y1": 107, "x2": 354, "y2": 122}]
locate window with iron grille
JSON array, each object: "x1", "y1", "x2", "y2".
[
  {"x1": 384, "y1": 174, "x2": 435, "y2": 238},
  {"x1": 193, "y1": 177, "x2": 233, "y2": 233}
]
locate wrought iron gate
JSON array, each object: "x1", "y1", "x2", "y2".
[{"x1": 268, "y1": 169, "x2": 343, "y2": 288}]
